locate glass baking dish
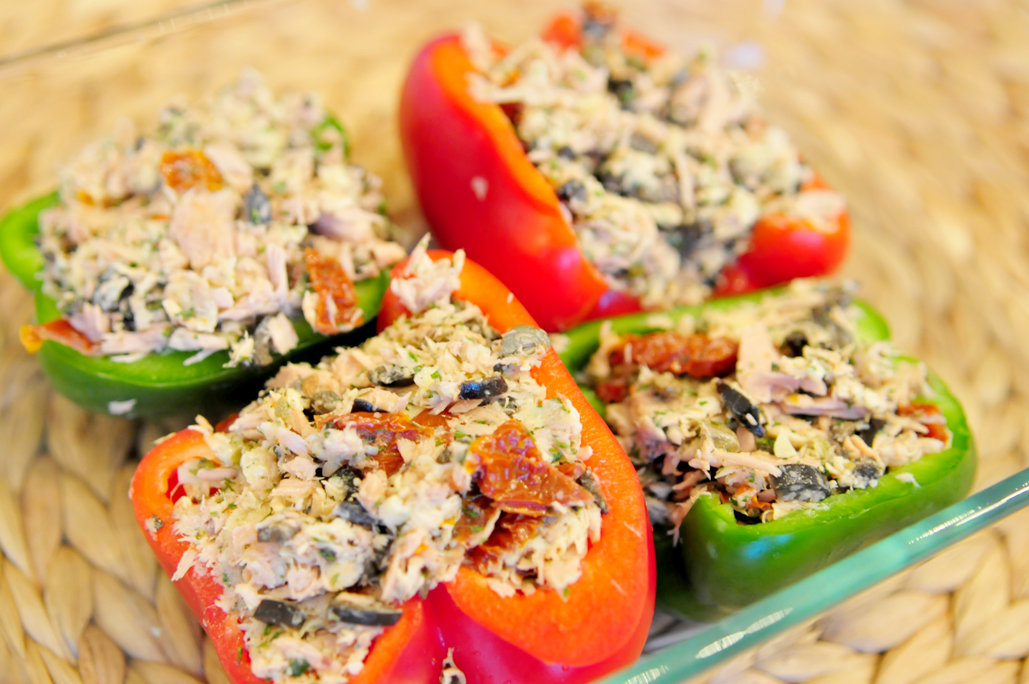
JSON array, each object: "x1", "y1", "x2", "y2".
[
  {"x1": 0, "y1": 0, "x2": 1021, "y2": 681},
  {"x1": 602, "y1": 470, "x2": 1029, "y2": 683}
]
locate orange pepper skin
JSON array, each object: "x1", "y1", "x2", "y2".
[
  {"x1": 381, "y1": 251, "x2": 655, "y2": 674},
  {"x1": 400, "y1": 23, "x2": 850, "y2": 330},
  {"x1": 130, "y1": 429, "x2": 446, "y2": 684}
]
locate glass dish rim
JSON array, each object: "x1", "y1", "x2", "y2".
[{"x1": 599, "y1": 467, "x2": 1029, "y2": 683}]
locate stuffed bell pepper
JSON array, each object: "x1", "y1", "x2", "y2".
[
  {"x1": 1, "y1": 69, "x2": 406, "y2": 417},
  {"x1": 400, "y1": 3, "x2": 850, "y2": 332},
  {"x1": 556, "y1": 280, "x2": 975, "y2": 617},
  {"x1": 131, "y1": 244, "x2": 655, "y2": 684}
]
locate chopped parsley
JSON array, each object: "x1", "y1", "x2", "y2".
[{"x1": 287, "y1": 659, "x2": 310, "y2": 677}]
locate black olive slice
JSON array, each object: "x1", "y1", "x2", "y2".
[
  {"x1": 717, "y1": 382, "x2": 765, "y2": 437},
  {"x1": 352, "y1": 398, "x2": 387, "y2": 413},
  {"x1": 334, "y1": 501, "x2": 378, "y2": 529},
  {"x1": 254, "y1": 599, "x2": 305, "y2": 628},
  {"x1": 369, "y1": 365, "x2": 416, "y2": 388},
  {"x1": 459, "y1": 376, "x2": 508, "y2": 401},
  {"x1": 771, "y1": 464, "x2": 831, "y2": 502},
  {"x1": 328, "y1": 602, "x2": 402, "y2": 627}
]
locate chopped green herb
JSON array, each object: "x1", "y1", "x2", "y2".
[{"x1": 287, "y1": 659, "x2": 310, "y2": 677}]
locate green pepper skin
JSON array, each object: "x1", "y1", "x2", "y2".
[
  {"x1": 557, "y1": 291, "x2": 977, "y2": 620},
  {"x1": 0, "y1": 192, "x2": 57, "y2": 292},
  {"x1": 0, "y1": 194, "x2": 389, "y2": 419}
]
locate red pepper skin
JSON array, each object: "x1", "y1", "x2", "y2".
[
  {"x1": 381, "y1": 251, "x2": 655, "y2": 674},
  {"x1": 426, "y1": 574, "x2": 653, "y2": 684},
  {"x1": 400, "y1": 27, "x2": 850, "y2": 331},
  {"x1": 400, "y1": 34, "x2": 613, "y2": 333},
  {"x1": 130, "y1": 429, "x2": 446, "y2": 684},
  {"x1": 713, "y1": 208, "x2": 851, "y2": 296}
]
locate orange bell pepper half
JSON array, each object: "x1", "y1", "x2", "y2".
[
  {"x1": 380, "y1": 250, "x2": 655, "y2": 674},
  {"x1": 132, "y1": 251, "x2": 654, "y2": 683},
  {"x1": 399, "y1": 14, "x2": 850, "y2": 331}
]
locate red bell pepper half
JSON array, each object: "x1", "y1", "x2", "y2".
[
  {"x1": 399, "y1": 17, "x2": 850, "y2": 332},
  {"x1": 131, "y1": 250, "x2": 654, "y2": 684}
]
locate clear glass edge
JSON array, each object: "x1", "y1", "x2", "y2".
[{"x1": 601, "y1": 467, "x2": 1029, "y2": 684}]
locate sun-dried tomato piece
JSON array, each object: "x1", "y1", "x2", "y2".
[
  {"x1": 611, "y1": 332, "x2": 737, "y2": 378},
  {"x1": 412, "y1": 409, "x2": 453, "y2": 447},
  {"x1": 322, "y1": 412, "x2": 433, "y2": 477},
  {"x1": 557, "y1": 461, "x2": 586, "y2": 480},
  {"x1": 305, "y1": 248, "x2": 361, "y2": 335},
  {"x1": 595, "y1": 378, "x2": 628, "y2": 403},
  {"x1": 160, "y1": 150, "x2": 224, "y2": 193},
  {"x1": 411, "y1": 409, "x2": 450, "y2": 430},
  {"x1": 20, "y1": 320, "x2": 101, "y2": 355},
  {"x1": 453, "y1": 495, "x2": 498, "y2": 546},
  {"x1": 468, "y1": 513, "x2": 542, "y2": 572},
  {"x1": 468, "y1": 420, "x2": 592, "y2": 516},
  {"x1": 898, "y1": 402, "x2": 949, "y2": 442}
]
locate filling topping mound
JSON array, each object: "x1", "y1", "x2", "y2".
[
  {"x1": 171, "y1": 248, "x2": 603, "y2": 683},
  {"x1": 37, "y1": 69, "x2": 405, "y2": 366},
  {"x1": 463, "y1": 5, "x2": 846, "y2": 307},
  {"x1": 583, "y1": 281, "x2": 949, "y2": 529}
]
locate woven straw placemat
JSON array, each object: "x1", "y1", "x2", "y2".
[{"x1": 1, "y1": 1, "x2": 1028, "y2": 683}]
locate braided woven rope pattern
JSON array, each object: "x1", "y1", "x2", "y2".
[{"x1": 0, "y1": 1, "x2": 1028, "y2": 683}]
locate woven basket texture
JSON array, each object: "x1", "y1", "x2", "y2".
[{"x1": 0, "y1": 1, "x2": 1028, "y2": 683}]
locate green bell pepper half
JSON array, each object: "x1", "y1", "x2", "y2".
[
  {"x1": 557, "y1": 290, "x2": 977, "y2": 620},
  {"x1": 0, "y1": 192, "x2": 389, "y2": 420}
]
